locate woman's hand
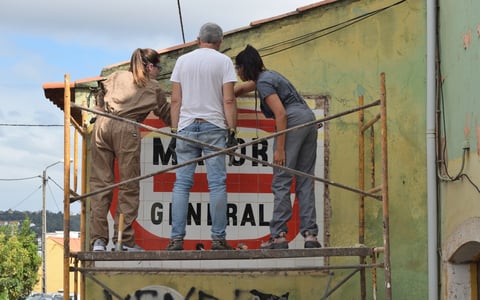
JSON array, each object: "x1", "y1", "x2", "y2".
[
  {"x1": 273, "y1": 148, "x2": 286, "y2": 166},
  {"x1": 265, "y1": 93, "x2": 287, "y2": 167}
]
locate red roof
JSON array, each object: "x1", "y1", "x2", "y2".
[{"x1": 50, "y1": 236, "x2": 81, "y2": 252}]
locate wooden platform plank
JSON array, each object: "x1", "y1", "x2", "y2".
[{"x1": 72, "y1": 247, "x2": 375, "y2": 261}]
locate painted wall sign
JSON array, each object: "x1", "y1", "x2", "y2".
[{"x1": 108, "y1": 100, "x2": 324, "y2": 252}]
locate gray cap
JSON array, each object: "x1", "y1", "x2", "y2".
[{"x1": 198, "y1": 22, "x2": 223, "y2": 43}]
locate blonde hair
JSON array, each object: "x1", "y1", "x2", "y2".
[{"x1": 129, "y1": 48, "x2": 160, "y2": 87}]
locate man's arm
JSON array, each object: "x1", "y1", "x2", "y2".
[
  {"x1": 170, "y1": 82, "x2": 182, "y2": 131},
  {"x1": 223, "y1": 81, "x2": 237, "y2": 131}
]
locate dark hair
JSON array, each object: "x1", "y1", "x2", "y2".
[
  {"x1": 129, "y1": 48, "x2": 160, "y2": 87},
  {"x1": 235, "y1": 45, "x2": 266, "y2": 82}
]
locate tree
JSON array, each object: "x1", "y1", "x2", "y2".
[
  {"x1": 0, "y1": 211, "x2": 81, "y2": 237},
  {"x1": 0, "y1": 217, "x2": 42, "y2": 300}
]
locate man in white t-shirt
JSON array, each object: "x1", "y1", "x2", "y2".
[{"x1": 167, "y1": 22, "x2": 237, "y2": 251}]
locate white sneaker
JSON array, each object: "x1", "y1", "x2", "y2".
[{"x1": 93, "y1": 239, "x2": 106, "y2": 251}]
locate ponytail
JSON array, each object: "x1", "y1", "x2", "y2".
[{"x1": 129, "y1": 48, "x2": 161, "y2": 87}]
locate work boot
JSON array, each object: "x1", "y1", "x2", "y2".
[
  {"x1": 113, "y1": 243, "x2": 144, "y2": 252},
  {"x1": 166, "y1": 238, "x2": 184, "y2": 251},
  {"x1": 211, "y1": 238, "x2": 234, "y2": 250},
  {"x1": 304, "y1": 231, "x2": 322, "y2": 248},
  {"x1": 260, "y1": 232, "x2": 288, "y2": 249}
]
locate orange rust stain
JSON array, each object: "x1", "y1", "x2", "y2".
[
  {"x1": 464, "y1": 30, "x2": 472, "y2": 49},
  {"x1": 476, "y1": 119, "x2": 480, "y2": 156},
  {"x1": 465, "y1": 113, "x2": 471, "y2": 138}
]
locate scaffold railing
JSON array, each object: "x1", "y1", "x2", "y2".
[{"x1": 59, "y1": 72, "x2": 390, "y2": 300}]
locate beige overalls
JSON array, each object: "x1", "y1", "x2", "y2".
[{"x1": 89, "y1": 70, "x2": 171, "y2": 248}]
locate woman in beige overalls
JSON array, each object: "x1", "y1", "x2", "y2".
[{"x1": 90, "y1": 48, "x2": 171, "y2": 251}]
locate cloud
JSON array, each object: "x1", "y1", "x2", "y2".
[
  {"x1": 0, "y1": 0, "x2": 316, "y2": 50},
  {"x1": 0, "y1": 0, "x2": 320, "y2": 213}
]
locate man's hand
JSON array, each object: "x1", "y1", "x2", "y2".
[
  {"x1": 168, "y1": 138, "x2": 177, "y2": 164},
  {"x1": 226, "y1": 129, "x2": 237, "y2": 166},
  {"x1": 168, "y1": 130, "x2": 177, "y2": 164},
  {"x1": 168, "y1": 137, "x2": 176, "y2": 151},
  {"x1": 226, "y1": 129, "x2": 238, "y2": 148}
]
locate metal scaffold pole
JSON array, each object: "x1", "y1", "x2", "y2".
[
  {"x1": 60, "y1": 72, "x2": 391, "y2": 300},
  {"x1": 380, "y1": 72, "x2": 392, "y2": 299},
  {"x1": 63, "y1": 74, "x2": 71, "y2": 300}
]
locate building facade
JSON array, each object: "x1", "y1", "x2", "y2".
[{"x1": 42, "y1": 0, "x2": 480, "y2": 299}]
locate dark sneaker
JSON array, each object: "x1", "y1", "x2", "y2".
[
  {"x1": 211, "y1": 239, "x2": 234, "y2": 250},
  {"x1": 260, "y1": 232, "x2": 288, "y2": 249},
  {"x1": 93, "y1": 239, "x2": 106, "y2": 251},
  {"x1": 304, "y1": 231, "x2": 322, "y2": 248},
  {"x1": 113, "y1": 243, "x2": 144, "y2": 252},
  {"x1": 166, "y1": 238, "x2": 184, "y2": 251}
]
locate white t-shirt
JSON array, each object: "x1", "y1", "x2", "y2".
[{"x1": 170, "y1": 48, "x2": 237, "y2": 130}]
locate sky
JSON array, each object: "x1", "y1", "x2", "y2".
[{"x1": 0, "y1": 0, "x2": 321, "y2": 214}]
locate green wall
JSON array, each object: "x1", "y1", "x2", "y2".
[
  {"x1": 439, "y1": 0, "x2": 480, "y2": 237},
  {"x1": 221, "y1": 1, "x2": 427, "y2": 299},
  {"x1": 93, "y1": 0, "x2": 429, "y2": 298},
  {"x1": 438, "y1": 0, "x2": 480, "y2": 298}
]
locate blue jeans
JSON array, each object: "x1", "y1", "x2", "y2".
[{"x1": 171, "y1": 121, "x2": 228, "y2": 240}]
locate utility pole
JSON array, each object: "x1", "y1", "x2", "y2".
[{"x1": 42, "y1": 160, "x2": 63, "y2": 294}]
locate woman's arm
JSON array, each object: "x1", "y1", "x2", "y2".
[
  {"x1": 234, "y1": 80, "x2": 256, "y2": 97},
  {"x1": 265, "y1": 93, "x2": 287, "y2": 165},
  {"x1": 153, "y1": 87, "x2": 171, "y2": 127}
]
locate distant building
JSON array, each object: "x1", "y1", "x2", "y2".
[{"x1": 32, "y1": 233, "x2": 81, "y2": 293}]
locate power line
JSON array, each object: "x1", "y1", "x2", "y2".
[
  {"x1": 46, "y1": 179, "x2": 63, "y2": 212},
  {"x1": 1, "y1": 177, "x2": 67, "y2": 212},
  {"x1": 0, "y1": 176, "x2": 41, "y2": 181},
  {"x1": 48, "y1": 177, "x2": 65, "y2": 192},
  {"x1": 0, "y1": 124, "x2": 63, "y2": 127},
  {"x1": 258, "y1": 0, "x2": 407, "y2": 57},
  {"x1": 177, "y1": 0, "x2": 186, "y2": 44},
  {"x1": 8, "y1": 185, "x2": 42, "y2": 210}
]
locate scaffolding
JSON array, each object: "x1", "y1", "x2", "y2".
[{"x1": 54, "y1": 72, "x2": 391, "y2": 300}]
